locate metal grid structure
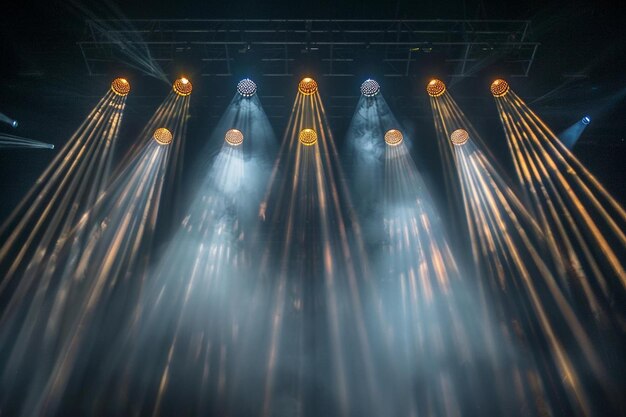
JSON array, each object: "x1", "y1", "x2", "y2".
[{"x1": 78, "y1": 19, "x2": 539, "y2": 78}]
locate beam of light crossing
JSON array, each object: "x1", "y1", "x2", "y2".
[
  {"x1": 432, "y1": 90, "x2": 621, "y2": 416},
  {"x1": 493, "y1": 84, "x2": 626, "y2": 322},
  {"x1": 0, "y1": 133, "x2": 54, "y2": 149}
]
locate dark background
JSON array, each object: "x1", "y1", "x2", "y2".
[{"x1": 0, "y1": 0, "x2": 624, "y2": 224}]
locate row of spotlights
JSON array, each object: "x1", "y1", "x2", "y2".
[{"x1": 109, "y1": 77, "x2": 513, "y2": 99}]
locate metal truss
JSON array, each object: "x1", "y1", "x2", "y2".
[{"x1": 78, "y1": 19, "x2": 539, "y2": 78}]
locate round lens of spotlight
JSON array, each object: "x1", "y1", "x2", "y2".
[
  {"x1": 450, "y1": 129, "x2": 469, "y2": 146},
  {"x1": 299, "y1": 128, "x2": 318, "y2": 146},
  {"x1": 582, "y1": 116, "x2": 591, "y2": 125},
  {"x1": 490, "y1": 79, "x2": 510, "y2": 97},
  {"x1": 384, "y1": 129, "x2": 403, "y2": 146},
  {"x1": 360, "y1": 79, "x2": 380, "y2": 97},
  {"x1": 237, "y1": 78, "x2": 257, "y2": 97},
  {"x1": 153, "y1": 127, "x2": 173, "y2": 145},
  {"x1": 173, "y1": 77, "x2": 193, "y2": 96},
  {"x1": 426, "y1": 79, "x2": 446, "y2": 97},
  {"x1": 111, "y1": 78, "x2": 131, "y2": 96},
  {"x1": 225, "y1": 129, "x2": 244, "y2": 146},
  {"x1": 298, "y1": 78, "x2": 318, "y2": 95},
  {"x1": 11, "y1": 120, "x2": 18, "y2": 128}
]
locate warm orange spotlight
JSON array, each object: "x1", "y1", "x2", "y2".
[
  {"x1": 173, "y1": 77, "x2": 193, "y2": 96},
  {"x1": 225, "y1": 129, "x2": 244, "y2": 146},
  {"x1": 153, "y1": 127, "x2": 173, "y2": 145},
  {"x1": 490, "y1": 79, "x2": 510, "y2": 97},
  {"x1": 450, "y1": 129, "x2": 469, "y2": 146},
  {"x1": 111, "y1": 78, "x2": 130, "y2": 96},
  {"x1": 384, "y1": 129, "x2": 404, "y2": 146},
  {"x1": 426, "y1": 79, "x2": 446, "y2": 97},
  {"x1": 299, "y1": 128, "x2": 318, "y2": 146},
  {"x1": 298, "y1": 78, "x2": 318, "y2": 95}
]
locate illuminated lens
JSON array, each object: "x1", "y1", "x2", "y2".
[
  {"x1": 490, "y1": 79, "x2": 510, "y2": 97},
  {"x1": 450, "y1": 129, "x2": 469, "y2": 146},
  {"x1": 384, "y1": 129, "x2": 403, "y2": 146},
  {"x1": 582, "y1": 116, "x2": 591, "y2": 125},
  {"x1": 360, "y1": 79, "x2": 380, "y2": 97},
  {"x1": 426, "y1": 79, "x2": 446, "y2": 97},
  {"x1": 153, "y1": 127, "x2": 173, "y2": 145},
  {"x1": 298, "y1": 78, "x2": 318, "y2": 95},
  {"x1": 225, "y1": 129, "x2": 244, "y2": 146},
  {"x1": 173, "y1": 77, "x2": 193, "y2": 96},
  {"x1": 237, "y1": 78, "x2": 257, "y2": 97},
  {"x1": 111, "y1": 78, "x2": 130, "y2": 96},
  {"x1": 299, "y1": 128, "x2": 317, "y2": 146}
]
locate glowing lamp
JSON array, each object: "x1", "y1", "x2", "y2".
[
  {"x1": 173, "y1": 77, "x2": 193, "y2": 96},
  {"x1": 11, "y1": 120, "x2": 18, "y2": 128},
  {"x1": 490, "y1": 79, "x2": 510, "y2": 97},
  {"x1": 426, "y1": 79, "x2": 446, "y2": 97},
  {"x1": 450, "y1": 129, "x2": 469, "y2": 146},
  {"x1": 237, "y1": 78, "x2": 257, "y2": 97},
  {"x1": 153, "y1": 127, "x2": 173, "y2": 145},
  {"x1": 298, "y1": 78, "x2": 318, "y2": 95},
  {"x1": 111, "y1": 78, "x2": 130, "y2": 96},
  {"x1": 360, "y1": 79, "x2": 380, "y2": 97},
  {"x1": 582, "y1": 116, "x2": 591, "y2": 125},
  {"x1": 225, "y1": 129, "x2": 244, "y2": 146},
  {"x1": 299, "y1": 129, "x2": 318, "y2": 146},
  {"x1": 384, "y1": 129, "x2": 403, "y2": 146}
]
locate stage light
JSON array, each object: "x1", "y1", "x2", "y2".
[
  {"x1": 360, "y1": 79, "x2": 380, "y2": 97},
  {"x1": 298, "y1": 77, "x2": 318, "y2": 95},
  {"x1": 237, "y1": 78, "x2": 257, "y2": 97},
  {"x1": 11, "y1": 120, "x2": 18, "y2": 128},
  {"x1": 111, "y1": 78, "x2": 131, "y2": 96},
  {"x1": 173, "y1": 77, "x2": 193, "y2": 96},
  {"x1": 299, "y1": 128, "x2": 317, "y2": 146},
  {"x1": 384, "y1": 129, "x2": 403, "y2": 146},
  {"x1": 153, "y1": 127, "x2": 173, "y2": 145},
  {"x1": 225, "y1": 128, "x2": 244, "y2": 146},
  {"x1": 426, "y1": 79, "x2": 446, "y2": 97},
  {"x1": 490, "y1": 79, "x2": 510, "y2": 97},
  {"x1": 582, "y1": 115, "x2": 591, "y2": 125},
  {"x1": 450, "y1": 129, "x2": 469, "y2": 146}
]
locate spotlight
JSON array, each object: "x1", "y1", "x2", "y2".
[
  {"x1": 384, "y1": 129, "x2": 403, "y2": 146},
  {"x1": 582, "y1": 115, "x2": 591, "y2": 125},
  {"x1": 237, "y1": 78, "x2": 257, "y2": 97},
  {"x1": 490, "y1": 79, "x2": 510, "y2": 97},
  {"x1": 225, "y1": 128, "x2": 244, "y2": 146},
  {"x1": 298, "y1": 78, "x2": 318, "y2": 95},
  {"x1": 450, "y1": 129, "x2": 469, "y2": 146},
  {"x1": 299, "y1": 128, "x2": 317, "y2": 146},
  {"x1": 11, "y1": 120, "x2": 18, "y2": 128},
  {"x1": 360, "y1": 79, "x2": 380, "y2": 97},
  {"x1": 111, "y1": 78, "x2": 131, "y2": 96},
  {"x1": 173, "y1": 77, "x2": 193, "y2": 96},
  {"x1": 153, "y1": 127, "x2": 173, "y2": 145},
  {"x1": 426, "y1": 79, "x2": 446, "y2": 97}
]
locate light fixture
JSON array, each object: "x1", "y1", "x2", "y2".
[
  {"x1": 111, "y1": 78, "x2": 130, "y2": 96},
  {"x1": 153, "y1": 127, "x2": 173, "y2": 145},
  {"x1": 173, "y1": 77, "x2": 193, "y2": 96},
  {"x1": 426, "y1": 79, "x2": 446, "y2": 97},
  {"x1": 582, "y1": 116, "x2": 591, "y2": 125},
  {"x1": 225, "y1": 129, "x2": 244, "y2": 146},
  {"x1": 298, "y1": 78, "x2": 318, "y2": 95},
  {"x1": 450, "y1": 129, "x2": 469, "y2": 146},
  {"x1": 237, "y1": 78, "x2": 257, "y2": 97},
  {"x1": 384, "y1": 129, "x2": 403, "y2": 146},
  {"x1": 490, "y1": 79, "x2": 510, "y2": 97},
  {"x1": 360, "y1": 79, "x2": 380, "y2": 97},
  {"x1": 299, "y1": 128, "x2": 317, "y2": 146}
]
